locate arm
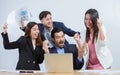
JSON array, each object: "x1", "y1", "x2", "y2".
[
  {"x1": 20, "y1": 20, "x2": 26, "y2": 32},
  {"x1": 56, "y1": 22, "x2": 79, "y2": 36},
  {"x1": 71, "y1": 44, "x2": 84, "y2": 70},
  {"x1": 36, "y1": 47, "x2": 45, "y2": 64},
  {"x1": 74, "y1": 33, "x2": 85, "y2": 58},
  {"x1": 42, "y1": 40, "x2": 49, "y2": 53},
  {"x1": 97, "y1": 19, "x2": 105, "y2": 41},
  {"x1": 1, "y1": 23, "x2": 20, "y2": 49},
  {"x1": 74, "y1": 57, "x2": 84, "y2": 70}
]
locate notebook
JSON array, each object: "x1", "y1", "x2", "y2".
[{"x1": 44, "y1": 53, "x2": 73, "y2": 72}]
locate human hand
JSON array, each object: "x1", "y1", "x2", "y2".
[
  {"x1": 2, "y1": 23, "x2": 8, "y2": 34},
  {"x1": 20, "y1": 20, "x2": 25, "y2": 28},
  {"x1": 97, "y1": 19, "x2": 102, "y2": 29},
  {"x1": 82, "y1": 42, "x2": 87, "y2": 50},
  {"x1": 74, "y1": 33, "x2": 80, "y2": 42},
  {"x1": 42, "y1": 40, "x2": 49, "y2": 53}
]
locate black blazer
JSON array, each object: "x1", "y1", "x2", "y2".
[
  {"x1": 1, "y1": 33, "x2": 44, "y2": 70},
  {"x1": 49, "y1": 44, "x2": 84, "y2": 70}
]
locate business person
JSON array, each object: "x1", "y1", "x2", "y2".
[
  {"x1": 47, "y1": 27, "x2": 84, "y2": 70},
  {"x1": 75, "y1": 8, "x2": 113, "y2": 69},
  {"x1": 1, "y1": 22, "x2": 44, "y2": 70},
  {"x1": 20, "y1": 11, "x2": 80, "y2": 48}
]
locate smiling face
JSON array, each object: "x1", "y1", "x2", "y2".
[
  {"x1": 84, "y1": 9, "x2": 100, "y2": 43},
  {"x1": 41, "y1": 14, "x2": 53, "y2": 29},
  {"x1": 53, "y1": 31, "x2": 65, "y2": 48},
  {"x1": 30, "y1": 24, "x2": 40, "y2": 40},
  {"x1": 84, "y1": 13, "x2": 93, "y2": 29}
]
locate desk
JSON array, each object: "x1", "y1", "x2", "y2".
[{"x1": 0, "y1": 70, "x2": 120, "y2": 75}]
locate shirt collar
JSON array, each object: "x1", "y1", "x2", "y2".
[{"x1": 44, "y1": 27, "x2": 53, "y2": 33}]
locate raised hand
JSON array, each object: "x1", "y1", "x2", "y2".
[
  {"x1": 97, "y1": 19, "x2": 105, "y2": 41},
  {"x1": 97, "y1": 19, "x2": 102, "y2": 29},
  {"x1": 42, "y1": 40, "x2": 49, "y2": 53},
  {"x1": 2, "y1": 23, "x2": 8, "y2": 34},
  {"x1": 20, "y1": 20, "x2": 25, "y2": 28},
  {"x1": 74, "y1": 33, "x2": 80, "y2": 42}
]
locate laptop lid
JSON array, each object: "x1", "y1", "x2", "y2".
[{"x1": 44, "y1": 53, "x2": 73, "y2": 72}]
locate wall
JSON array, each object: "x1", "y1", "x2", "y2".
[{"x1": 0, "y1": 0, "x2": 120, "y2": 70}]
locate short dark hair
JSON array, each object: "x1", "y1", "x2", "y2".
[
  {"x1": 39, "y1": 11, "x2": 51, "y2": 20},
  {"x1": 51, "y1": 27, "x2": 63, "y2": 38}
]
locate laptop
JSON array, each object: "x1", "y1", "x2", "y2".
[{"x1": 44, "y1": 53, "x2": 73, "y2": 72}]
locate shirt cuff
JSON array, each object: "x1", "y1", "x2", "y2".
[{"x1": 20, "y1": 26, "x2": 25, "y2": 30}]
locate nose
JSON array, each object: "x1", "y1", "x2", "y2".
[
  {"x1": 48, "y1": 18, "x2": 52, "y2": 23},
  {"x1": 86, "y1": 19, "x2": 90, "y2": 23},
  {"x1": 60, "y1": 37, "x2": 65, "y2": 42},
  {"x1": 36, "y1": 30, "x2": 39, "y2": 33}
]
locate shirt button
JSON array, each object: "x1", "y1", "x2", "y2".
[
  {"x1": 33, "y1": 61, "x2": 35, "y2": 64},
  {"x1": 27, "y1": 60, "x2": 30, "y2": 63}
]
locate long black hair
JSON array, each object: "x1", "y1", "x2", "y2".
[{"x1": 84, "y1": 8, "x2": 99, "y2": 43}]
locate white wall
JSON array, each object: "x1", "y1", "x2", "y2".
[{"x1": 0, "y1": 0, "x2": 120, "y2": 70}]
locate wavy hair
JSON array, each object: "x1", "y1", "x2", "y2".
[{"x1": 84, "y1": 9, "x2": 99, "y2": 43}]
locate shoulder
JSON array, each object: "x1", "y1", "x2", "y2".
[
  {"x1": 49, "y1": 47, "x2": 57, "y2": 53},
  {"x1": 18, "y1": 36, "x2": 25, "y2": 40},
  {"x1": 37, "y1": 23, "x2": 44, "y2": 28},
  {"x1": 37, "y1": 23, "x2": 44, "y2": 32},
  {"x1": 53, "y1": 21, "x2": 64, "y2": 26},
  {"x1": 49, "y1": 46, "x2": 56, "y2": 50},
  {"x1": 53, "y1": 21, "x2": 63, "y2": 24},
  {"x1": 18, "y1": 36, "x2": 26, "y2": 41},
  {"x1": 37, "y1": 23, "x2": 43, "y2": 25},
  {"x1": 66, "y1": 44, "x2": 76, "y2": 47},
  {"x1": 64, "y1": 44, "x2": 78, "y2": 55},
  {"x1": 65, "y1": 44, "x2": 77, "y2": 51},
  {"x1": 17, "y1": 36, "x2": 27, "y2": 43}
]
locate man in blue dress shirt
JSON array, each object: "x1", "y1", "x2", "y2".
[{"x1": 47, "y1": 27, "x2": 84, "y2": 70}]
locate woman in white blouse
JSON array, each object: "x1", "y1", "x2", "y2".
[{"x1": 74, "y1": 8, "x2": 113, "y2": 70}]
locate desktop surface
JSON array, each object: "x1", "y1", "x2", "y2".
[{"x1": 0, "y1": 70, "x2": 120, "y2": 75}]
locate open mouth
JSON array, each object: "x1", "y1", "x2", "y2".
[{"x1": 34, "y1": 34, "x2": 38, "y2": 38}]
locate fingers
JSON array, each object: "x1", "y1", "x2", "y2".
[
  {"x1": 42, "y1": 40, "x2": 49, "y2": 53},
  {"x1": 74, "y1": 33, "x2": 80, "y2": 42},
  {"x1": 3, "y1": 22, "x2": 8, "y2": 28},
  {"x1": 74, "y1": 33, "x2": 80, "y2": 38},
  {"x1": 2, "y1": 23, "x2": 8, "y2": 33},
  {"x1": 97, "y1": 19, "x2": 102, "y2": 28},
  {"x1": 97, "y1": 19, "x2": 102, "y2": 24},
  {"x1": 20, "y1": 20, "x2": 25, "y2": 28},
  {"x1": 42, "y1": 46, "x2": 49, "y2": 53}
]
